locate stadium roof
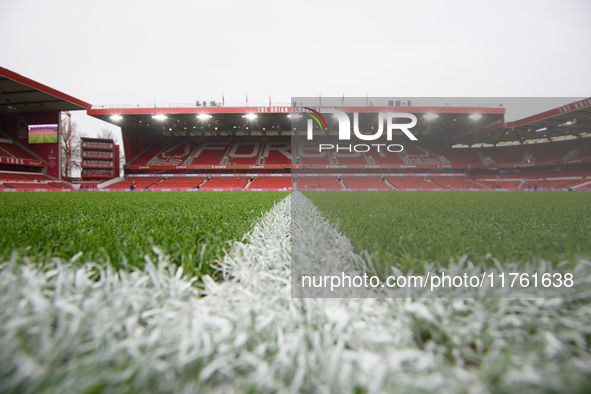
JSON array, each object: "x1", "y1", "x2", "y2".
[
  {"x1": 0, "y1": 66, "x2": 91, "y2": 114},
  {"x1": 88, "y1": 104, "x2": 505, "y2": 139},
  {"x1": 453, "y1": 98, "x2": 591, "y2": 145},
  {"x1": 88, "y1": 98, "x2": 591, "y2": 146}
]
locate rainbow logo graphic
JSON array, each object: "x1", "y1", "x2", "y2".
[{"x1": 303, "y1": 107, "x2": 329, "y2": 131}]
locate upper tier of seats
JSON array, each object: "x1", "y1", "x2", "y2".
[
  {"x1": 0, "y1": 142, "x2": 38, "y2": 160},
  {"x1": 131, "y1": 140, "x2": 292, "y2": 167},
  {"x1": 126, "y1": 138, "x2": 591, "y2": 168}
]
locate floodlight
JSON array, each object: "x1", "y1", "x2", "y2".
[
  {"x1": 197, "y1": 114, "x2": 212, "y2": 120},
  {"x1": 423, "y1": 113, "x2": 439, "y2": 120},
  {"x1": 110, "y1": 115, "x2": 123, "y2": 121},
  {"x1": 469, "y1": 113, "x2": 482, "y2": 120},
  {"x1": 152, "y1": 114, "x2": 167, "y2": 120},
  {"x1": 559, "y1": 120, "x2": 576, "y2": 126},
  {"x1": 243, "y1": 114, "x2": 257, "y2": 120}
]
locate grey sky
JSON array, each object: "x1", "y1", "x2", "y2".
[{"x1": 1, "y1": 0, "x2": 590, "y2": 140}]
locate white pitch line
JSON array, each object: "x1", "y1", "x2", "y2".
[{"x1": 1, "y1": 194, "x2": 591, "y2": 392}]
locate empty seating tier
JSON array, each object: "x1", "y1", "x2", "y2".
[
  {"x1": 200, "y1": 177, "x2": 248, "y2": 189},
  {"x1": 150, "y1": 178, "x2": 205, "y2": 189},
  {"x1": 248, "y1": 177, "x2": 292, "y2": 189},
  {"x1": 341, "y1": 177, "x2": 389, "y2": 189}
]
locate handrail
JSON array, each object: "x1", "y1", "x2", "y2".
[{"x1": 91, "y1": 101, "x2": 503, "y2": 110}]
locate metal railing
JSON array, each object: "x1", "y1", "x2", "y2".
[
  {"x1": 91, "y1": 101, "x2": 503, "y2": 110},
  {"x1": 92, "y1": 102, "x2": 293, "y2": 110}
]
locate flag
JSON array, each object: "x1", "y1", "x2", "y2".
[
  {"x1": 341, "y1": 93, "x2": 344, "y2": 106},
  {"x1": 269, "y1": 94, "x2": 271, "y2": 107},
  {"x1": 246, "y1": 94, "x2": 248, "y2": 106},
  {"x1": 366, "y1": 93, "x2": 369, "y2": 106},
  {"x1": 319, "y1": 94, "x2": 322, "y2": 106},
  {"x1": 222, "y1": 94, "x2": 225, "y2": 106}
]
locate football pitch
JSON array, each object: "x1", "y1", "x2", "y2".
[
  {"x1": 0, "y1": 191, "x2": 288, "y2": 279},
  {"x1": 303, "y1": 191, "x2": 591, "y2": 276},
  {"x1": 28, "y1": 132, "x2": 58, "y2": 144},
  {"x1": 1, "y1": 190, "x2": 591, "y2": 392}
]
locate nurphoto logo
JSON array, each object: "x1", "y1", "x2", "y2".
[{"x1": 301, "y1": 107, "x2": 418, "y2": 153}]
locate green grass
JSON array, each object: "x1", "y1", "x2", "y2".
[
  {"x1": 0, "y1": 191, "x2": 288, "y2": 279},
  {"x1": 303, "y1": 191, "x2": 591, "y2": 276},
  {"x1": 28, "y1": 133, "x2": 58, "y2": 144}
]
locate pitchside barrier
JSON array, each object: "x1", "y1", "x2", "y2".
[
  {"x1": 0, "y1": 188, "x2": 290, "y2": 192},
  {"x1": 2, "y1": 187, "x2": 591, "y2": 192},
  {"x1": 126, "y1": 173, "x2": 466, "y2": 177},
  {"x1": 126, "y1": 158, "x2": 591, "y2": 171}
]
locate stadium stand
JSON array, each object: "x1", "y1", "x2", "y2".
[
  {"x1": 399, "y1": 143, "x2": 443, "y2": 165},
  {"x1": 188, "y1": 146, "x2": 227, "y2": 166},
  {"x1": 23, "y1": 174, "x2": 52, "y2": 181},
  {"x1": 368, "y1": 150, "x2": 406, "y2": 165},
  {"x1": 481, "y1": 145, "x2": 529, "y2": 166},
  {"x1": 341, "y1": 177, "x2": 389, "y2": 189},
  {"x1": 521, "y1": 179, "x2": 581, "y2": 189},
  {"x1": 0, "y1": 142, "x2": 38, "y2": 160},
  {"x1": 387, "y1": 177, "x2": 441, "y2": 190},
  {"x1": 248, "y1": 177, "x2": 291, "y2": 189},
  {"x1": 4, "y1": 182, "x2": 49, "y2": 190},
  {"x1": 0, "y1": 173, "x2": 32, "y2": 182},
  {"x1": 429, "y1": 146, "x2": 479, "y2": 165},
  {"x1": 527, "y1": 140, "x2": 585, "y2": 163},
  {"x1": 129, "y1": 141, "x2": 293, "y2": 168},
  {"x1": 549, "y1": 169, "x2": 591, "y2": 178},
  {"x1": 48, "y1": 182, "x2": 71, "y2": 189},
  {"x1": 334, "y1": 153, "x2": 369, "y2": 166},
  {"x1": 476, "y1": 181, "x2": 520, "y2": 189},
  {"x1": 294, "y1": 177, "x2": 320, "y2": 190},
  {"x1": 131, "y1": 143, "x2": 167, "y2": 166},
  {"x1": 108, "y1": 178, "x2": 163, "y2": 189},
  {"x1": 200, "y1": 177, "x2": 248, "y2": 190},
  {"x1": 150, "y1": 177, "x2": 205, "y2": 190},
  {"x1": 226, "y1": 143, "x2": 261, "y2": 165},
  {"x1": 0, "y1": 171, "x2": 73, "y2": 190},
  {"x1": 299, "y1": 155, "x2": 332, "y2": 166},
  {"x1": 318, "y1": 177, "x2": 344, "y2": 189},
  {"x1": 497, "y1": 171, "x2": 548, "y2": 179},
  {"x1": 147, "y1": 142, "x2": 193, "y2": 166},
  {"x1": 263, "y1": 150, "x2": 291, "y2": 165},
  {"x1": 430, "y1": 177, "x2": 484, "y2": 189}
]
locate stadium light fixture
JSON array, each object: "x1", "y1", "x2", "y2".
[
  {"x1": 287, "y1": 114, "x2": 302, "y2": 119},
  {"x1": 152, "y1": 114, "x2": 167, "y2": 120},
  {"x1": 197, "y1": 114, "x2": 212, "y2": 120},
  {"x1": 243, "y1": 114, "x2": 257, "y2": 120},
  {"x1": 559, "y1": 120, "x2": 576, "y2": 126},
  {"x1": 110, "y1": 115, "x2": 123, "y2": 121},
  {"x1": 423, "y1": 113, "x2": 439, "y2": 120},
  {"x1": 469, "y1": 113, "x2": 482, "y2": 120},
  {"x1": 536, "y1": 127, "x2": 547, "y2": 132}
]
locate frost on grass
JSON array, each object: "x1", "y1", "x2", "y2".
[{"x1": 1, "y1": 194, "x2": 591, "y2": 393}]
